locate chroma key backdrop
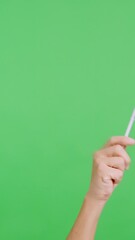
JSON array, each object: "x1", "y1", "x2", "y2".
[{"x1": 0, "y1": 1, "x2": 135, "y2": 239}]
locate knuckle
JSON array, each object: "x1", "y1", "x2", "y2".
[
  {"x1": 115, "y1": 144, "x2": 122, "y2": 152},
  {"x1": 119, "y1": 157, "x2": 125, "y2": 170},
  {"x1": 115, "y1": 170, "x2": 123, "y2": 183},
  {"x1": 127, "y1": 154, "x2": 131, "y2": 162},
  {"x1": 118, "y1": 170, "x2": 123, "y2": 180},
  {"x1": 127, "y1": 156, "x2": 131, "y2": 164},
  {"x1": 121, "y1": 161, "x2": 125, "y2": 170}
]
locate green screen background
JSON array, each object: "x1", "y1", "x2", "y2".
[{"x1": 0, "y1": 1, "x2": 135, "y2": 239}]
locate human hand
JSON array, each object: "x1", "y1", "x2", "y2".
[{"x1": 87, "y1": 136, "x2": 135, "y2": 204}]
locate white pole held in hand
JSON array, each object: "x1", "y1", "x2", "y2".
[{"x1": 125, "y1": 108, "x2": 135, "y2": 137}]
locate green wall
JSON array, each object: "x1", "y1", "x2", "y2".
[{"x1": 0, "y1": 1, "x2": 135, "y2": 239}]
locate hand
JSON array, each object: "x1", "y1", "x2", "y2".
[{"x1": 87, "y1": 136, "x2": 135, "y2": 204}]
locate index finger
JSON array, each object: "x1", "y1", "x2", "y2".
[{"x1": 103, "y1": 136, "x2": 135, "y2": 148}]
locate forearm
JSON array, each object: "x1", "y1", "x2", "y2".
[
  {"x1": 67, "y1": 136, "x2": 134, "y2": 239},
  {"x1": 66, "y1": 193, "x2": 105, "y2": 240}
]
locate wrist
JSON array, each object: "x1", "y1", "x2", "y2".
[{"x1": 84, "y1": 192, "x2": 105, "y2": 219}]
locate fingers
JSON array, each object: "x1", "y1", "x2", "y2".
[
  {"x1": 91, "y1": 136, "x2": 134, "y2": 199},
  {"x1": 97, "y1": 145, "x2": 131, "y2": 169},
  {"x1": 103, "y1": 136, "x2": 135, "y2": 148},
  {"x1": 102, "y1": 165, "x2": 123, "y2": 185},
  {"x1": 104, "y1": 156, "x2": 126, "y2": 171}
]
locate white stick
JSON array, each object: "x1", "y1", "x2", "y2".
[{"x1": 125, "y1": 108, "x2": 135, "y2": 137}]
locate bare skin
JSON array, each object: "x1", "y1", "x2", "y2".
[{"x1": 66, "y1": 136, "x2": 135, "y2": 240}]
